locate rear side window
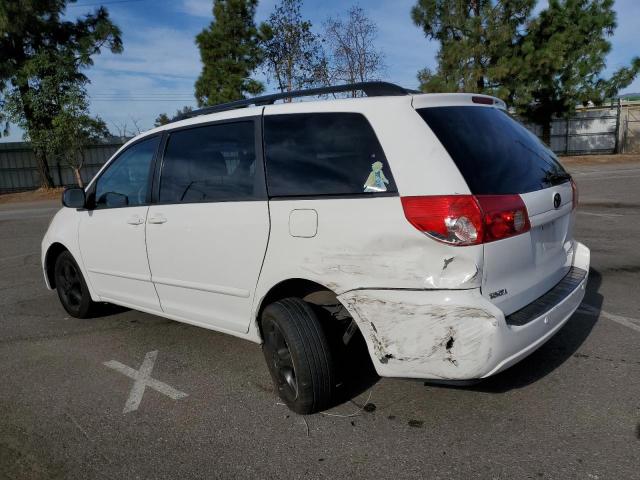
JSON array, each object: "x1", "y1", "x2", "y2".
[
  {"x1": 264, "y1": 113, "x2": 397, "y2": 197},
  {"x1": 417, "y1": 107, "x2": 570, "y2": 195},
  {"x1": 159, "y1": 121, "x2": 260, "y2": 203}
]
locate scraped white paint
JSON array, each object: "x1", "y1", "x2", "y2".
[
  {"x1": 104, "y1": 350, "x2": 188, "y2": 413},
  {"x1": 578, "y1": 304, "x2": 640, "y2": 334}
]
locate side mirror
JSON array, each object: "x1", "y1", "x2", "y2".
[
  {"x1": 104, "y1": 191, "x2": 128, "y2": 208},
  {"x1": 62, "y1": 187, "x2": 86, "y2": 209}
]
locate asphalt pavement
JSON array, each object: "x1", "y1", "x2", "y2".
[{"x1": 1, "y1": 162, "x2": 639, "y2": 479}]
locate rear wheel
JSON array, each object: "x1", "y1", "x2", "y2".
[
  {"x1": 54, "y1": 251, "x2": 96, "y2": 318},
  {"x1": 261, "y1": 297, "x2": 334, "y2": 414}
]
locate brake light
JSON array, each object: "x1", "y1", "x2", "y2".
[
  {"x1": 401, "y1": 194, "x2": 530, "y2": 246},
  {"x1": 571, "y1": 179, "x2": 578, "y2": 210},
  {"x1": 471, "y1": 95, "x2": 494, "y2": 105},
  {"x1": 401, "y1": 195, "x2": 483, "y2": 245}
]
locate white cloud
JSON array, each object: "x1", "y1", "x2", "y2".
[
  {"x1": 179, "y1": 0, "x2": 213, "y2": 18},
  {"x1": 90, "y1": 25, "x2": 201, "y2": 79},
  {"x1": 81, "y1": 17, "x2": 204, "y2": 132}
]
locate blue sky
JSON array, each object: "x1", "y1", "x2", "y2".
[{"x1": 2, "y1": 0, "x2": 639, "y2": 141}]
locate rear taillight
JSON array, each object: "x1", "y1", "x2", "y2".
[
  {"x1": 475, "y1": 195, "x2": 531, "y2": 243},
  {"x1": 401, "y1": 194, "x2": 530, "y2": 246},
  {"x1": 571, "y1": 179, "x2": 578, "y2": 210},
  {"x1": 401, "y1": 195, "x2": 483, "y2": 245}
]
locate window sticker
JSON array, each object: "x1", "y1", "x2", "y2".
[{"x1": 363, "y1": 160, "x2": 390, "y2": 192}]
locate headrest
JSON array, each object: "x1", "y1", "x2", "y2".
[{"x1": 189, "y1": 150, "x2": 227, "y2": 179}]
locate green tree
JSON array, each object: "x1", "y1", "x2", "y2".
[
  {"x1": 514, "y1": 0, "x2": 640, "y2": 143},
  {"x1": 411, "y1": 0, "x2": 640, "y2": 145},
  {"x1": 154, "y1": 113, "x2": 171, "y2": 127},
  {"x1": 51, "y1": 92, "x2": 110, "y2": 188},
  {"x1": 261, "y1": 0, "x2": 324, "y2": 95},
  {"x1": 195, "y1": 0, "x2": 265, "y2": 106},
  {"x1": 0, "y1": 1, "x2": 122, "y2": 187},
  {"x1": 4, "y1": 51, "x2": 109, "y2": 187},
  {"x1": 411, "y1": 0, "x2": 535, "y2": 94},
  {"x1": 58, "y1": 114, "x2": 109, "y2": 188},
  {"x1": 154, "y1": 106, "x2": 194, "y2": 127}
]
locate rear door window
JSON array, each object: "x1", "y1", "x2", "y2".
[
  {"x1": 159, "y1": 121, "x2": 261, "y2": 203},
  {"x1": 263, "y1": 113, "x2": 396, "y2": 197},
  {"x1": 417, "y1": 106, "x2": 570, "y2": 194}
]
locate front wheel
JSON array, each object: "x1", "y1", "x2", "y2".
[
  {"x1": 54, "y1": 251, "x2": 96, "y2": 318},
  {"x1": 261, "y1": 297, "x2": 334, "y2": 414}
]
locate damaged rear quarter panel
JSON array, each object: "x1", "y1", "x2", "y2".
[
  {"x1": 338, "y1": 289, "x2": 503, "y2": 380},
  {"x1": 257, "y1": 197, "x2": 484, "y2": 295}
]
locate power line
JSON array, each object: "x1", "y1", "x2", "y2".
[
  {"x1": 91, "y1": 67, "x2": 197, "y2": 80},
  {"x1": 89, "y1": 92, "x2": 195, "y2": 101},
  {"x1": 89, "y1": 90, "x2": 194, "y2": 95},
  {"x1": 90, "y1": 95, "x2": 194, "y2": 100},
  {"x1": 68, "y1": 0, "x2": 148, "y2": 8},
  {"x1": 91, "y1": 99, "x2": 195, "y2": 101},
  {"x1": 90, "y1": 94, "x2": 194, "y2": 97},
  {"x1": 90, "y1": 96, "x2": 195, "y2": 98}
]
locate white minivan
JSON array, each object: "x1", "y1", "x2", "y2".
[{"x1": 42, "y1": 82, "x2": 590, "y2": 414}]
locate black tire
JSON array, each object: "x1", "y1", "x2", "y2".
[
  {"x1": 261, "y1": 297, "x2": 334, "y2": 414},
  {"x1": 54, "y1": 250, "x2": 96, "y2": 318}
]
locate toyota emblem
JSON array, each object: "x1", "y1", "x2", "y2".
[{"x1": 553, "y1": 193, "x2": 561, "y2": 209}]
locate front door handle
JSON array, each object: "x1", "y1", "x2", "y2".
[
  {"x1": 148, "y1": 214, "x2": 167, "y2": 224},
  {"x1": 126, "y1": 215, "x2": 144, "y2": 225}
]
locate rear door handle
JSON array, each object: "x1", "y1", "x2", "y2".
[
  {"x1": 126, "y1": 215, "x2": 144, "y2": 225},
  {"x1": 148, "y1": 214, "x2": 167, "y2": 224}
]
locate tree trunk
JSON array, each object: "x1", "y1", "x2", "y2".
[
  {"x1": 73, "y1": 167, "x2": 84, "y2": 188},
  {"x1": 35, "y1": 148, "x2": 55, "y2": 189},
  {"x1": 17, "y1": 84, "x2": 54, "y2": 188}
]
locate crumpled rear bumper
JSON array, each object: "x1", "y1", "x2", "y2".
[{"x1": 338, "y1": 242, "x2": 590, "y2": 380}]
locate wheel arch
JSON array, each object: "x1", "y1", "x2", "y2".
[
  {"x1": 44, "y1": 242, "x2": 70, "y2": 289},
  {"x1": 253, "y1": 278, "x2": 350, "y2": 340}
]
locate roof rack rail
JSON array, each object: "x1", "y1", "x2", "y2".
[{"x1": 174, "y1": 81, "x2": 418, "y2": 121}]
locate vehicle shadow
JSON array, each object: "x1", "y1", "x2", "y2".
[
  {"x1": 87, "y1": 302, "x2": 130, "y2": 318},
  {"x1": 435, "y1": 267, "x2": 604, "y2": 394},
  {"x1": 330, "y1": 329, "x2": 381, "y2": 408}
]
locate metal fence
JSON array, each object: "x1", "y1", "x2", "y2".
[
  {"x1": 0, "y1": 142, "x2": 123, "y2": 194},
  {"x1": 522, "y1": 105, "x2": 621, "y2": 155},
  {"x1": 621, "y1": 105, "x2": 640, "y2": 154}
]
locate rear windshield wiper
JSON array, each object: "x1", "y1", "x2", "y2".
[{"x1": 543, "y1": 171, "x2": 572, "y2": 185}]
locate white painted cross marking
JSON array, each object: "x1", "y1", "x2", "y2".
[
  {"x1": 578, "y1": 211, "x2": 623, "y2": 218},
  {"x1": 104, "y1": 350, "x2": 188, "y2": 413}
]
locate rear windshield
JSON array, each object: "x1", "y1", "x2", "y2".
[{"x1": 417, "y1": 106, "x2": 570, "y2": 194}]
